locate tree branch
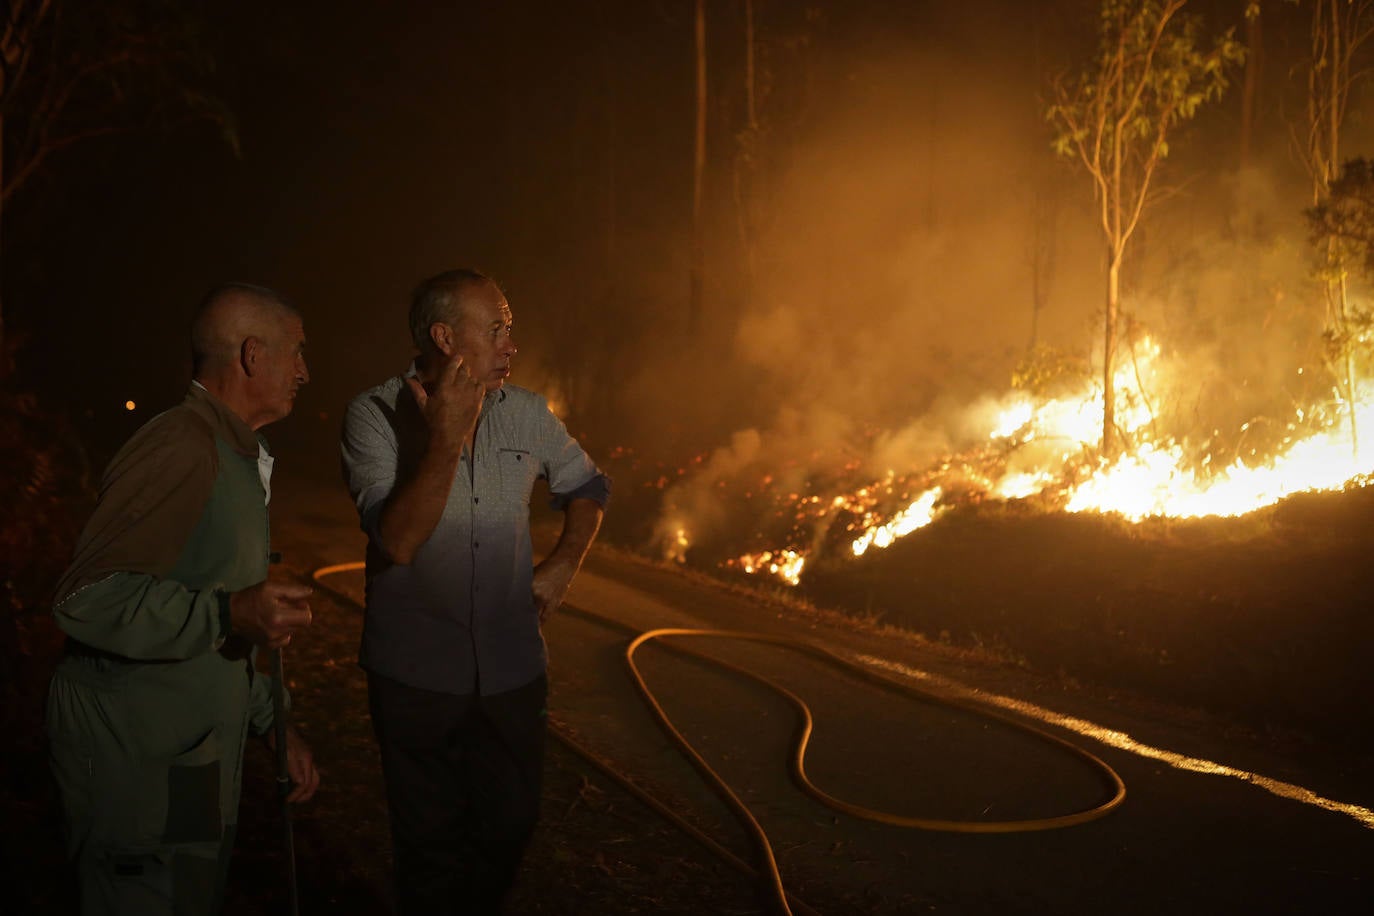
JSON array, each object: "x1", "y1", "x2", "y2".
[{"x1": 3, "y1": 124, "x2": 127, "y2": 202}]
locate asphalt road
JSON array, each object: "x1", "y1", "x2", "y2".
[{"x1": 277, "y1": 475, "x2": 1374, "y2": 915}]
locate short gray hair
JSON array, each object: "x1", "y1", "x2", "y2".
[
  {"x1": 191, "y1": 282, "x2": 296, "y2": 375},
  {"x1": 408, "y1": 268, "x2": 495, "y2": 354}
]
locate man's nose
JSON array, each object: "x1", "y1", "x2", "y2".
[
  {"x1": 298, "y1": 357, "x2": 311, "y2": 383},
  {"x1": 501, "y1": 335, "x2": 517, "y2": 357}
]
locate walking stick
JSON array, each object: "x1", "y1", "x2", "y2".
[
  {"x1": 269, "y1": 552, "x2": 300, "y2": 916},
  {"x1": 272, "y1": 645, "x2": 299, "y2": 916}
]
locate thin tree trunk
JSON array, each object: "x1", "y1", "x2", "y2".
[
  {"x1": 1027, "y1": 0, "x2": 1053, "y2": 351},
  {"x1": 689, "y1": 0, "x2": 706, "y2": 335},
  {"x1": 1104, "y1": 254, "x2": 1120, "y2": 458},
  {"x1": 1329, "y1": 0, "x2": 1340, "y2": 190},
  {"x1": 1314, "y1": 1, "x2": 1356, "y2": 451},
  {"x1": 1341, "y1": 271, "x2": 1359, "y2": 457},
  {"x1": 1104, "y1": 8, "x2": 1125, "y2": 459},
  {"x1": 733, "y1": 0, "x2": 758, "y2": 285},
  {"x1": 0, "y1": 103, "x2": 7, "y2": 374},
  {"x1": 744, "y1": 0, "x2": 756, "y2": 127},
  {"x1": 600, "y1": 7, "x2": 617, "y2": 277},
  {"x1": 1239, "y1": 3, "x2": 1260, "y2": 170}
]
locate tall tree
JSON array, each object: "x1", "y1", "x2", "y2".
[
  {"x1": 1309, "y1": 157, "x2": 1374, "y2": 451},
  {"x1": 0, "y1": 0, "x2": 53, "y2": 366},
  {"x1": 730, "y1": 2, "x2": 816, "y2": 296},
  {"x1": 1238, "y1": 1, "x2": 1263, "y2": 170},
  {"x1": 1310, "y1": 158, "x2": 1374, "y2": 275},
  {"x1": 1294, "y1": 0, "x2": 1374, "y2": 208},
  {"x1": 1, "y1": 0, "x2": 233, "y2": 705},
  {"x1": 1047, "y1": 0, "x2": 1243, "y2": 456},
  {"x1": 689, "y1": 0, "x2": 706, "y2": 334},
  {"x1": 1027, "y1": 0, "x2": 1059, "y2": 350},
  {"x1": 732, "y1": 0, "x2": 759, "y2": 284},
  {"x1": 1291, "y1": 0, "x2": 1374, "y2": 452},
  {"x1": 0, "y1": 0, "x2": 234, "y2": 365}
]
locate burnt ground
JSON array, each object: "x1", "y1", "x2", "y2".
[
  {"x1": 4, "y1": 472, "x2": 1374, "y2": 914},
  {"x1": 795, "y1": 485, "x2": 1374, "y2": 758}
]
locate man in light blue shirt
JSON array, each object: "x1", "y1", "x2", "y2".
[{"x1": 341, "y1": 268, "x2": 608, "y2": 914}]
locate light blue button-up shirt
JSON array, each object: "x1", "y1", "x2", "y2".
[{"x1": 341, "y1": 372, "x2": 609, "y2": 696}]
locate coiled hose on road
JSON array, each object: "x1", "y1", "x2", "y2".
[{"x1": 312, "y1": 561, "x2": 1126, "y2": 916}]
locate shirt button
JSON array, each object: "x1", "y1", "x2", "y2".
[
  {"x1": 473, "y1": 497, "x2": 479, "y2": 504},
  {"x1": 474, "y1": 542, "x2": 480, "y2": 549}
]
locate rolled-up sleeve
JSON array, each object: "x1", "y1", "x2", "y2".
[
  {"x1": 533, "y1": 397, "x2": 610, "y2": 509},
  {"x1": 552, "y1": 472, "x2": 611, "y2": 509},
  {"x1": 341, "y1": 394, "x2": 398, "y2": 545}
]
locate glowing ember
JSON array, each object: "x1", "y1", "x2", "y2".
[
  {"x1": 994, "y1": 471, "x2": 1056, "y2": 500},
  {"x1": 666, "y1": 526, "x2": 690, "y2": 564},
  {"x1": 734, "y1": 549, "x2": 807, "y2": 586}
]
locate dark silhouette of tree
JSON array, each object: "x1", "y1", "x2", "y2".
[
  {"x1": 731, "y1": 1, "x2": 817, "y2": 297},
  {"x1": 0, "y1": 0, "x2": 233, "y2": 738},
  {"x1": 1309, "y1": 157, "x2": 1374, "y2": 452},
  {"x1": 1289, "y1": 0, "x2": 1374, "y2": 453},
  {"x1": 1238, "y1": 1, "x2": 1262, "y2": 170},
  {"x1": 1, "y1": 0, "x2": 235, "y2": 362},
  {"x1": 690, "y1": 0, "x2": 706, "y2": 335}
]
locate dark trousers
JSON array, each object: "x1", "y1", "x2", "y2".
[{"x1": 367, "y1": 672, "x2": 548, "y2": 916}]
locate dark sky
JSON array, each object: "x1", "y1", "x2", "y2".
[
  {"x1": 12, "y1": 0, "x2": 710, "y2": 462},
  {"x1": 6, "y1": 0, "x2": 1370, "y2": 480}
]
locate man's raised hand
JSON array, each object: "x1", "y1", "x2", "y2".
[{"x1": 404, "y1": 356, "x2": 484, "y2": 451}]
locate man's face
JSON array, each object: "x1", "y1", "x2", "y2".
[
  {"x1": 452, "y1": 283, "x2": 517, "y2": 392},
  {"x1": 252, "y1": 314, "x2": 310, "y2": 426}
]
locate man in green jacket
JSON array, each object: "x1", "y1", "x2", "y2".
[{"x1": 46, "y1": 282, "x2": 321, "y2": 915}]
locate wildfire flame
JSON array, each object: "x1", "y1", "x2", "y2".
[
  {"x1": 736, "y1": 549, "x2": 807, "y2": 586},
  {"x1": 851, "y1": 487, "x2": 945, "y2": 557},
  {"x1": 717, "y1": 336, "x2": 1372, "y2": 585}
]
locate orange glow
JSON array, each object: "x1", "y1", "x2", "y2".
[
  {"x1": 124, "y1": 400, "x2": 136, "y2": 411},
  {"x1": 730, "y1": 548, "x2": 806, "y2": 586},
  {"x1": 728, "y1": 335, "x2": 1374, "y2": 586}
]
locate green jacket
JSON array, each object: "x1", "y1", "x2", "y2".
[{"x1": 50, "y1": 383, "x2": 283, "y2": 828}]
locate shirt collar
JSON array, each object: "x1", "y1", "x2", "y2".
[{"x1": 187, "y1": 381, "x2": 262, "y2": 456}]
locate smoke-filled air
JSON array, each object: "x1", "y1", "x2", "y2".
[{"x1": 621, "y1": 1, "x2": 1374, "y2": 587}]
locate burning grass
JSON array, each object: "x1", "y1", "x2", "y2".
[
  {"x1": 632, "y1": 334, "x2": 1374, "y2": 591},
  {"x1": 591, "y1": 328, "x2": 1374, "y2": 754}
]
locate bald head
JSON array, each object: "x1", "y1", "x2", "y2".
[
  {"x1": 190, "y1": 282, "x2": 310, "y2": 429},
  {"x1": 191, "y1": 283, "x2": 299, "y2": 378}
]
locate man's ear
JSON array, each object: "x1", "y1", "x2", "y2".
[
  {"x1": 241, "y1": 336, "x2": 263, "y2": 376},
  {"x1": 429, "y1": 322, "x2": 455, "y2": 358}
]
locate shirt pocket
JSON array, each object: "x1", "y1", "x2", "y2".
[{"x1": 496, "y1": 448, "x2": 539, "y2": 506}]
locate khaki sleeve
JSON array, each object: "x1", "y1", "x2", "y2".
[{"x1": 51, "y1": 410, "x2": 225, "y2": 659}]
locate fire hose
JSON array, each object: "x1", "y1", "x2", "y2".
[{"x1": 311, "y1": 561, "x2": 1126, "y2": 916}]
